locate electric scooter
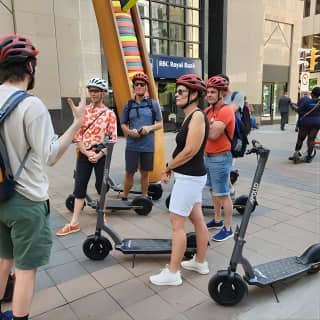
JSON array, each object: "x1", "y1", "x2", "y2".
[
  {"x1": 107, "y1": 176, "x2": 163, "y2": 200},
  {"x1": 288, "y1": 149, "x2": 316, "y2": 164},
  {"x1": 65, "y1": 136, "x2": 153, "y2": 216},
  {"x1": 208, "y1": 140, "x2": 320, "y2": 306},
  {"x1": 82, "y1": 137, "x2": 200, "y2": 266},
  {"x1": 165, "y1": 193, "x2": 257, "y2": 215}
]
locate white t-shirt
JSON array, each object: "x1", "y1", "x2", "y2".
[{"x1": 0, "y1": 84, "x2": 59, "y2": 201}]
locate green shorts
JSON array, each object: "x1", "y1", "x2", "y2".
[{"x1": 0, "y1": 192, "x2": 52, "y2": 270}]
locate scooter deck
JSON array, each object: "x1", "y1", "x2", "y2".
[
  {"x1": 115, "y1": 238, "x2": 196, "y2": 255},
  {"x1": 106, "y1": 199, "x2": 132, "y2": 210},
  {"x1": 112, "y1": 185, "x2": 142, "y2": 195},
  {"x1": 246, "y1": 257, "x2": 312, "y2": 286}
]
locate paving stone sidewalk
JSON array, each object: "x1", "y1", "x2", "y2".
[{"x1": 4, "y1": 124, "x2": 319, "y2": 320}]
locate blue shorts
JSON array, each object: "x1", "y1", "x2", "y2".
[{"x1": 205, "y1": 152, "x2": 232, "y2": 196}]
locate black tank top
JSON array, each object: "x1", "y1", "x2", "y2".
[{"x1": 172, "y1": 109, "x2": 209, "y2": 176}]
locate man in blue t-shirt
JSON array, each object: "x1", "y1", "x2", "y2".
[{"x1": 120, "y1": 73, "x2": 163, "y2": 199}]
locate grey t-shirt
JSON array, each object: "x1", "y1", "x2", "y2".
[
  {"x1": 224, "y1": 91, "x2": 245, "y2": 112},
  {"x1": 0, "y1": 85, "x2": 59, "y2": 201}
]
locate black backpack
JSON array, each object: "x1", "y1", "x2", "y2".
[
  {"x1": 0, "y1": 90, "x2": 31, "y2": 203},
  {"x1": 231, "y1": 91, "x2": 251, "y2": 136},
  {"x1": 127, "y1": 98, "x2": 156, "y2": 125}
]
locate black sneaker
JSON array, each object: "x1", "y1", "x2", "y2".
[{"x1": 305, "y1": 155, "x2": 313, "y2": 163}]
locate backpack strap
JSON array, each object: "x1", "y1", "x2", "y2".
[
  {"x1": 147, "y1": 98, "x2": 156, "y2": 124},
  {"x1": 127, "y1": 98, "x2": 156, "y2": 125},
  {"x1": 0, "y1": 90, "x2": 31, "y2": 181}
]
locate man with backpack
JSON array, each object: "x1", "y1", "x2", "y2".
[
  {"x1": 217, "y1": 74, "x2": 251, "y2": 196},
  {"x1": 120, "y1": 73, "x2": 163, "y2": 200},
  {"x1": 204, "y1": 76, "x2": 235, "y2": 242},
  {"x1": 0, "y1": 35, "x2": 86, "y2": 320}
]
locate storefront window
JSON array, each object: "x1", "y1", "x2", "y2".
[
  {"x1": 169, "y1": 24, "x2": 184, "y2": 40},
  {"x1": 186, "y1": 0, "x2": 199, "y2": 8},
  {"x1": 151, "y1": 3, "x2": 167, "y2": 20},
  {"x1": 170, "y1": 41, "x2": 184, "y2": 56},
  {"x1": 152, "y1": 21, "x2": 168, "y2": 37},
  {"x1": 152, "y1": 39, "x2": 168, "y2": 55},
  {"x1": 169, "y1": 6, "x2": 184, "y2": 23},
  {"x1": 141, "y1": 19, "x2": 150, "y2": 36},
  {"x1": 186, "y1": 26, "x2": 199, "y2": 42},
  {"x1": 186, "y1": 42, "x2": 199, "y2": 58},
  {"x1": 138, "y1": 0, "x2": 149, "y2": 18},
  {"x1": 186, "y1": 9, "x2": 199, "y2": 25}
]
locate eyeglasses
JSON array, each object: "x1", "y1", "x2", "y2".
[
  {"x1": 134, "y1": 82, "x2": 146, "y2": 87},
  {"x1": 175, "y1": 89, "x2": 188, "y2": 95},
  {"x1": 88, "y1": 89, "x2": 103, "y2": 93}
]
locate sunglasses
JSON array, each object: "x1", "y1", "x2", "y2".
[
  {"x1": 134, "y1": 82, "x2": 146, "y2": 87},
  {"x1": 175, "y1": 89, "x2": 188, "y2": 95},
  {"x1": 88, "y1": 89, "x2": 103, "y2": 93}
]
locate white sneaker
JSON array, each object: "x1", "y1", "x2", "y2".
[
  {"x1": 149, "y1": 265, "x2": 182, "y2": 286},
  {"x1": 181, "y1": 255, "x2": 209, "y2": 274}
]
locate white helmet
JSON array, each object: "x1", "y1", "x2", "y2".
[{"x1": 86, "y1": 77, "x2": 108, "y2": 91}]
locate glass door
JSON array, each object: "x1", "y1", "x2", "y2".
[{"x1": 262, "y1": 82, "x2": 273, "y2": 122}]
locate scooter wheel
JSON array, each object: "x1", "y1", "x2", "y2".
[
  {"x1": 208, "y1": 272, "x2": 248, "y2": 306},
  {"x1": 3, "y1": 274, "x2": 15, "y2": 302},
  {"x1": 83, "y1": 235, "x2": 112, "y2": 260},
  {"x1": 230, "y1": 170, "x2": 239, "y2": 185},
  {"x1": 65, "y1": 194, "x2": 86, "y2": 212},
  {"x1": 66, "y1": 194, "x2": 75, "y2": 212},
  {"x1": 234, "y1": 195, "x2": 257, "y2": 215},
  {"x1": 148, "y1": 183, "x2": 163, "y2": 200},
  {"x1": 165, "y1": 194, "x2": 171, "y2": 209},
  {"x1": 132, "y1": 196, "x2": 153, "y2": 215}
]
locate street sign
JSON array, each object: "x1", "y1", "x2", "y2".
[{"x1": 300, "y1": 72, "x2": 310, "y2": 91}]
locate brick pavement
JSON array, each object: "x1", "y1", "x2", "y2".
[{"x1": 3, "y1": 124, "x2": 320, "y2": 319}]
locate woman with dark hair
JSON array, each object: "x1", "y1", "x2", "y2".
[{"x1": 150, "y1": 74, "x2": 209, "y2": 286}]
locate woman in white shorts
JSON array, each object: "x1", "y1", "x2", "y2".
[{"x1": 150, "y1": 74, "x2": 210, "y2": 286}]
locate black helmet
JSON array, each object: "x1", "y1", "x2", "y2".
[{"x1": 311, "y1": 86, "x2": 320, "y2": 98}]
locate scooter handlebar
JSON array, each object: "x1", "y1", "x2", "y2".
[{"x1": 246, "y1": 140, "x2": 266, "y2": 155}]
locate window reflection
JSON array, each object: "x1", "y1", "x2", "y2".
[
  {"x1": 169, "y1": 24, "x2": 184, "y2": 40},
  {"x1": 169, "y1": 6, "x2": 184, "y2": 23},
  {"x1": 151, "y1": 3, "x2": 167, "y2": 20},
  {"x1": 186, "y1": 26, "x2": 199, "y2": 42},
  {"x1": 138, "y1": 0, "x2": 149, "y2": 18},
  {"x1": 316, "y1": 0, "x2": 320, "y2": 14},
  {"x1": 152, "y1": 39, "x2": 168, "y2": 55},
  {"x1": 186, "y1": 42, "x2": 199, "y2": 58},
  {"x1": 186, "y1": 9, "x2": 199, "y2": 25},
  {"x1": 152, "y1": 21, "x2": 168, "y2": 37},
  {"x1": 141, "y1": 19, "x2": 150, "y2": 36},
  {"x1": 170, "y1": 41, "x2": 184, "y2": 56},
  {"x1": 186, "y1": 0, "x2": 199, "y2": 8}
]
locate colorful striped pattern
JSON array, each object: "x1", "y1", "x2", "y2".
[
  {"x1": 120, "y1": 0, "x2": 138, "y2": 12},
  {"x1": 112, "y1": 1, "x2": 144, "y2": 88}
]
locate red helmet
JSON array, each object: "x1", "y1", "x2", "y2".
[
  {"x1": 207, "y1": 76, "x2": 229, "y2": 90},
  {"x1": 132, "y1": 72, "x2": 149, "y2": 84},
  {"x1": 0, "y1": 35, "x2": 39, "y2": 65},
  {"x1": 176, "y1": 74, "x2": 206, "y2": 92}
]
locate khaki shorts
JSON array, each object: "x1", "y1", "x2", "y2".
[{"x1": 0, "y1": 192, "x2": 52, "y2": 270}]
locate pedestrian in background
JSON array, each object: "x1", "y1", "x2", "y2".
[{"x1": 278, "y1": 91, "x2": 291, "y2": 131}]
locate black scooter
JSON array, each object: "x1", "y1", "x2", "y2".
[
  {"x1": 165, "y1": 193, "x2": 256, "y2": 215},
  {"x1": 208, "y1": 140, "x2": 320, "y2": 306},
  {"x1": 65, "y1": 137, "x2": 153, "y2": 216},
  {"x1": 3, "y1": 273, "x2": 15, "y2": 303},
  {"x1": 82, "y1": 137, "x2": 200, "y2": 266}
]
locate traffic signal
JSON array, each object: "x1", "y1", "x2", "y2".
[{"x1": 310, "y1": 47, "x2": 320, "y2": 71}]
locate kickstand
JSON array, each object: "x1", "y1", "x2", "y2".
[
  {"x1": 270, "y1": 284, "x2": 279, "y2": 303},
  {"x1": 132, "y1": 254, "x2": 136, "y2": 268}
]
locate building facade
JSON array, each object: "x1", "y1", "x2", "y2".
[{"x1": 0, "y1": 0, "x2": 303, "y2": 131}]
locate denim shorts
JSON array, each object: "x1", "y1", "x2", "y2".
[{"x1": 205, "y1": 152, "x2": 232, "y2": 196}]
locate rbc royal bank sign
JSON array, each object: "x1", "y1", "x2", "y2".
[{"x1": 150, "y1": 55, "x2": 202, "y2": 79}]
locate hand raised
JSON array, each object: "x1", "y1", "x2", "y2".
[{"x1": 68, "y1": 88, "x2": 86, "y2": 128}]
